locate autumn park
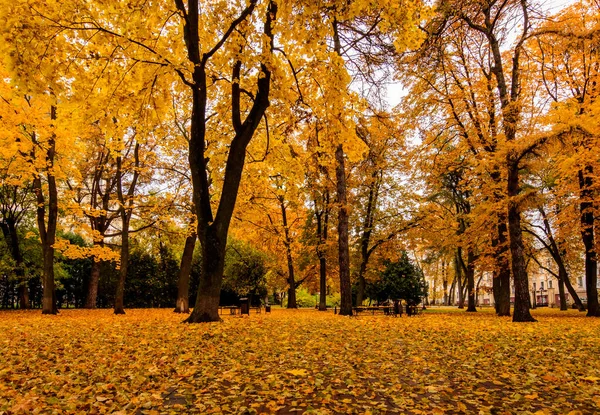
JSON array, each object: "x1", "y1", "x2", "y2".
[{"x1": 0, "y1": 0, "x2": 599, "y2": 413}]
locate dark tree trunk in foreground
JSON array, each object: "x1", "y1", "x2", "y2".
[
  {"x1": 335, "y1": 143, "x2": 352, "y2": 316},
  {"x1": 579, "y1": 167, "x2": 600, "y2": 317},
  {"x1": 464, "y1": 249, "x2": 477, "y2": 312},
  {"x1": 114, "y1": 144, "x2": 140, "y2": 315},
  {"x1": 33, "y1": 106, "x2": 58, "y2": 315},
  {"x1": 315, "y1": 193, "x2": 329, "y2": 311},
  {"x1": 558, "y1": 273, "x2": 567, "y2": 311},
  {"x1": 185, "y1": 1, "x2": 278, "y2": 323},
  {"x1": 492, "y1": 215, "x2": 511, "y2": 316},
  {"x1": 85, "y1": 257, "x2": 101, "y2": 309},
  {"x1": 174, "y1": 232, "x2": 196, "y2": 313},
  {"x1": 280, "y1": 197, "x2": 297, "y2": 309},
  {"x1": 507, "y1": 162, "x2": 536, "y2": 322}
]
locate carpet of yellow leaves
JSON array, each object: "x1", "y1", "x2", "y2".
[{"x1": 1, "y1": 308, "x2": 599, "y2": 414}]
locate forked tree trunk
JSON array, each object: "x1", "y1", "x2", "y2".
[
  {"x1": 182, "y1": 1, "x2": 277, "y2": 322},
  {"x1": 174, "y1": 232, "x2": 196, "y2": 313}
]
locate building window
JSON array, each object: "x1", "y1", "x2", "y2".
[
  {"x1": 548, "y1": 280, "x2": 552, "y2": 289},
  {"x1": 541, "y1": 281, "x2": 544, "y2": 290}
]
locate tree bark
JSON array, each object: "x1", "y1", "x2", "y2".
[
  {"x1": 465, "y1": 249, "x2": 477, "y2": 312},
  {"x1": 557, "y1": 271, "x2": 567, "y2": 311},
  {"x1": 113, "y1": 217, "x2": 129, "y2": 315},
  {"x1": 85, "y1": 252, "x2": 102, "y2": 309},
  {"x1": 507, "y1": 162, "x2": 536, "y2": 322},
  {"x1": 492, "y1": 215, "x2": 511, "y2": 316},
  {"x1": 280, "y1": 197, "x2": 297, "y2": 309},
  {"x1": 183, "y1": 1, "x2": 277, "y2": 322},
  {"x1": 174, "y1": 232, "x2": 196, "y2": 313},
  {"x1": 113, "y1": 143, "x2": 140, "y2": 315},
  {"x1": 33, "y1": 106, "x2": 58, "y2": 315},
  {"x1": 315, "y1": 193, "x2": 329, "y2": 311},
  {"x1": 578, "y1": 167, "x2": 600, "y2": 317},
  {"x1": 335, "y1": 144, "x2": 352, "y2": 316}
]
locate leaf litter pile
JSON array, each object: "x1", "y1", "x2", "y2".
[{"x1": 1, "y1": 308, "x2": 599, "y2": 414}]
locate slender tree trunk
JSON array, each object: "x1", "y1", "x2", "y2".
[
  {"x1": 578, "y1": 168, "x2": 599, "y2": 317},
  {"x1": 335, "y1": 144, "x2": 352, "y2": 316},
  {"x1": 34, "y1": 106, "x2": 58, "y2": 315},
  {"x1": 507, "y1": 162, "x2": 536, "y2": 322},
  {"x1": 466, "y1": 250, "x2": 477, "y2": 312},
  {"x1": 114, "y1": 218, "x2": 129, "y2": 315},
  {"x1": 442, "y1": 260, "x2": 448, "y2": 306},
  {"x1": 315, "y1": 194, "x2": 329, "y2": 311},
  {"x1": 448, "y1": 274, "x2": 456, "y2": 306},
  {"x1": 174, "y1": 232, "x2": 196, "y2": 313},
  {"x1": 279, "y1": 198, "x2": 297, "y2": 309},
  {"x1": 455, "y1": 250, "x2": 465, "y2": 309}
]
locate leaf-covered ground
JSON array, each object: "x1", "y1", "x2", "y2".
[{"x1": 1, "y1": 308, "x2": 599, "y2": 414}]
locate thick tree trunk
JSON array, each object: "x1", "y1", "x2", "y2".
[
  {"x1": 578, "y1": 168, "x2": 599, "y2": 317},
  {"x1": 335, "y1": 144, "x2": 352, "y2": 316},
  {"x1": 493, "y1": 217, "x2": 511, "y2": 316},
  {"x1": 85, "y1": 253, "x2": 102, "y2": 309},
  {"x1": 507, "y1": 163, "x2": 536, "y2": 322},
  {"x1": 557, "y1": 273, "x2": 567, "y2": 311},
  {"x1": 174, "y1": 233, "x2": 196, "y2": 313},
  {"x1": 186, "y1": 228, "x2": 224, "y2": 323}
]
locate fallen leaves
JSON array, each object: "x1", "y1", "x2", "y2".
[{"x1": 0, "y1": 308, "x2": 599, "y2": 414}]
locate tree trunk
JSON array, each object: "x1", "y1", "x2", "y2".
[
  {"x1": 181, "y1": 1, "x2": 277, "y2": 322},
  {"x1": 557, "y1": 272, "x2": 567, "y2": 311},
  {"x1": 315, "y1": 194, "x2": 329, "y2": 311},
  {"x1": 114, "y1": 218, "x2": 129, "y2": 315},
  {"x1": 318, "y1": 256, "x2": 327, "y2": 310},
  {"x1": 186, "y1": 227, "x2": 225, "y2": 322},
  {"x1": 448, "y1": 274, "x2": 456, "y2": 306},
  {"x1": 578, "y1": 168, "x2": 599, "y2": 317},
  {"x1": 85, "y1": 252, "x2": 102, "y2": 309},
  {"x1": 507, "y1": 162, "x2": 536, "y2": 322},
  {"x1": 35, "y1": 106, "x2": 58, "y2": 315},
  {"x1": 455, "y1": 250, "x2": 465, "y2": 309},
  {"x1": 280, "y1": 198, "x2": 297, "y2": 309},
  {"x1": 335, "y1": 143, "x2": 352, "y2": 316},
  {"x1": 466, "y1": 250, "x2": 477, "y2": 312},
  {"x1": 174, "y1": 232, "x2": 196, "y2": 313},
  {"x1": 493, "y1": 216, "x2": 511, "y2": 316}
]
